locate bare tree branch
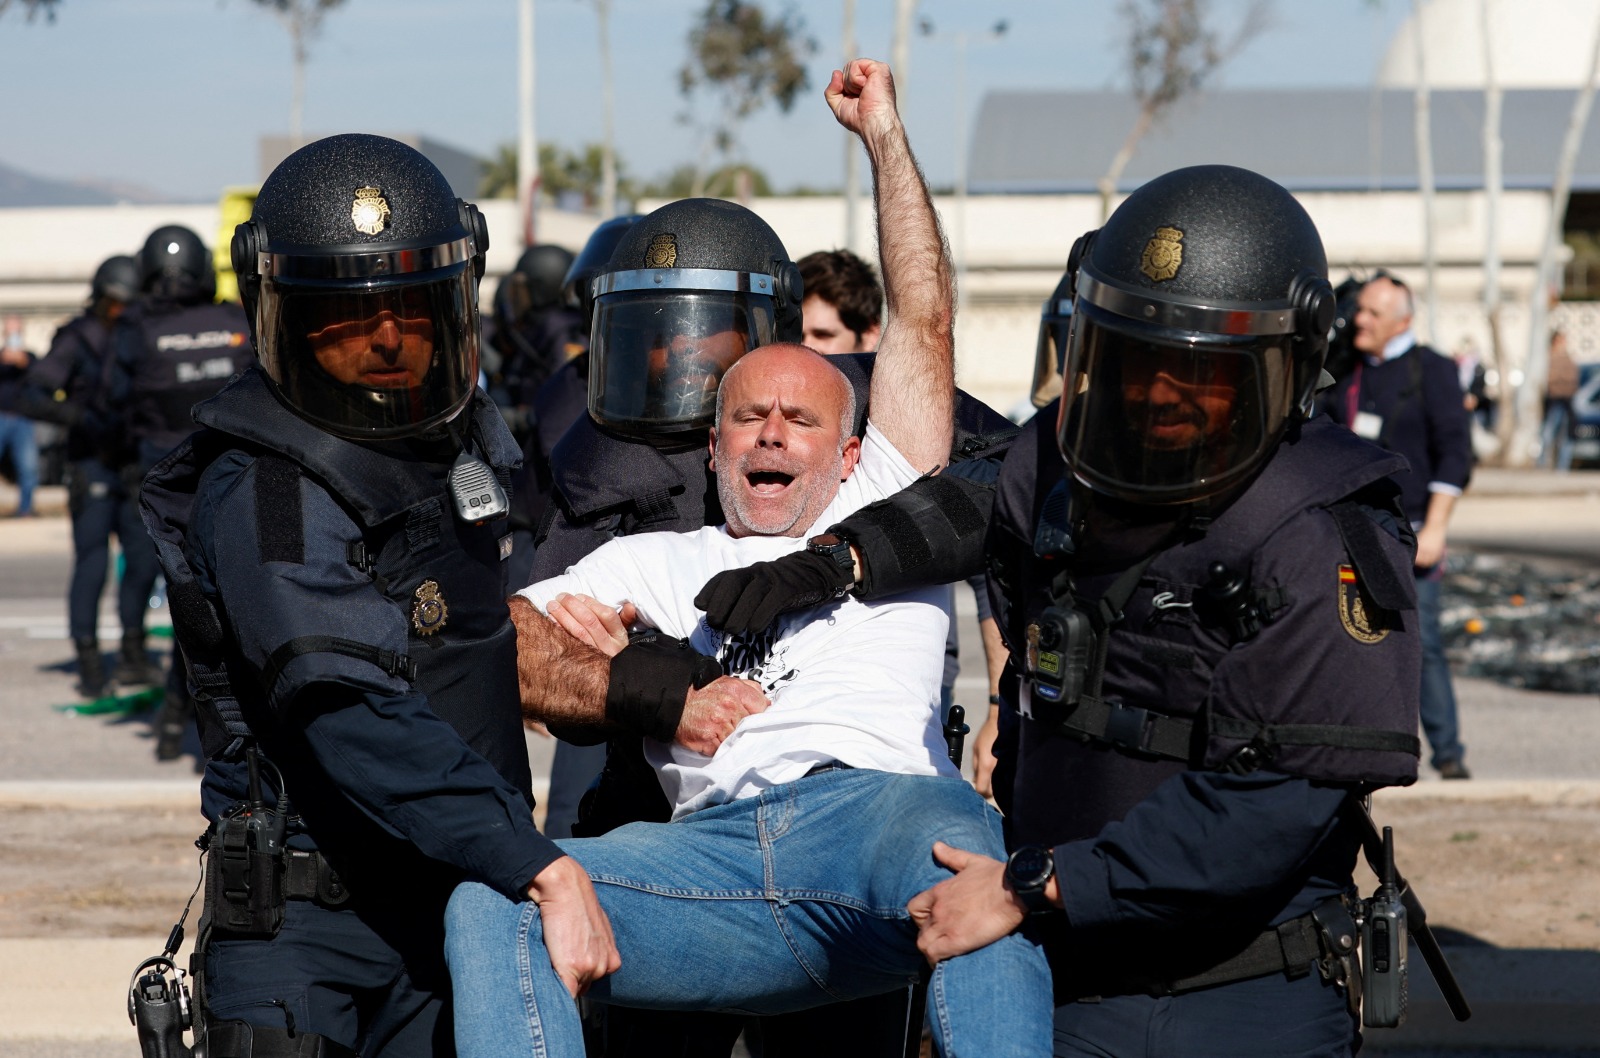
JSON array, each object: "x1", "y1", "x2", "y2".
[
  {"x1": 679, "y1": 0, "x2": 815, "y2": 197},
  {"x1": 1098, "y1": 0, "x2": 1274, "y2": 220},
  {"x1": 0, "y1": 0, "x2": 62, "y2": 21}
]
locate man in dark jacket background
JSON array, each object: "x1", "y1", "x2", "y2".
[{"x1": 1323, "y1": 271, "x2": 1473, "y2": 778}]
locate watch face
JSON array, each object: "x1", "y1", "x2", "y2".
[{"x1": 1008, "y1": 845, "x2": 1052, "y2": 889}]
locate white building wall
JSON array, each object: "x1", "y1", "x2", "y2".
[{"x1": 0, "y1": 189, "x2": 1575, "y2": 418}]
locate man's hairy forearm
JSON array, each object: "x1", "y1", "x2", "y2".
[
  {"x1": 862, "y1": 105, "x2": 955, "y2": 470},
  {"x1": 509, "y1": 595, "x2": 615, "y2": 729}
]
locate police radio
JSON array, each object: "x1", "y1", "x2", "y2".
[
  {"x1": 1025, "y1": 605, "x2": 1095, "y2": 709},
  {"x1": 447, "y1": 451, "x2": 510, "y2": 524},
  {"x1": 1361, "y1": 826, "x2": 1409, "y2": 1027}
]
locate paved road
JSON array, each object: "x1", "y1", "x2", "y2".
[{"x1": 2, "y1": 470, "x2": 1598, "y2": 1057}]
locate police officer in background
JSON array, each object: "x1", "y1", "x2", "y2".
[
  {"x1": 17, "y1": 255, "x2": 148, "y2": 697},
  {"x1": 140, "y1": 134, "x2": 611, "y2": 1057},
  {"x1": 700, "y1": 166, "x2": 1425, "y2": 1057},
  {"x1": 534, "y1": 58, "x2": 1014, "y2": 1058},
  {"x1": 108, "y1": 226, "x2": 253, "y2": 689},
  {"x1": 512, "y1": 218, "x2": 645, "y2": 843},
  {"x1": 507, "y1": 215, "x2": 643, "y2": 592},
  {"x1": 486, "y1": 243, "x2": 583, "y2": 440}
]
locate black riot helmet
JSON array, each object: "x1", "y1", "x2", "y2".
[
  {"x1": 1056, "y1": 165, "x2": 1335, "y2": 506},
  {"x1": 91, "y1": 254, "x2": 140, "y2": 306},
  {"x1": 587, "y1": 198, "x2": 802, "y2": 442},
  {"x1": 494, "y1": 243, "x2": 575, "y2": 336},
  {"x1": 232, "y1": 133, "x2": 490, "y2": 440},
  {"x1": 562, "y1": 213, "x2": 643, "y2": 320},
  {"x1": 139, "y1": 225, "x2": 215, "y2": 303},
  {"x1": 1030, "y1": 270, "x2": 1074, "y2": 409}
]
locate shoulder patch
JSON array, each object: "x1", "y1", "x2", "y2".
[{"x1": 1337, "y1": 564, "x2": 1396, "y2": 644}]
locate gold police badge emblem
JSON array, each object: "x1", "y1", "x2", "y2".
[
  {"x1": 645, "y1": 233, "x2": 678, "y2": 268},
  {"x1": 412, "y1": 579, "x2": 448, "y2": 636},
  {"x1": 1336, "y1": 564, "x2": 1390, "y2": 644},
  {"x1": 1140, "y1": 226, "x2": 1185, "y2": 282},
  {"x1": 352, "y1": 186, "x2": 391, "y2": 236}
]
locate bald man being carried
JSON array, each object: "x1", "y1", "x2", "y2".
[{"x1": 442, "y1": 59, "x2": 1050, "y2": 1058}]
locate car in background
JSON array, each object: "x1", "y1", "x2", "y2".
[{"x1": 1568, "y1": 362, "x2": 1600, "y2": 468}]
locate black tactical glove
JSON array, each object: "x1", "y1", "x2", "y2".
[{"x1": 694, "y1": 550, "x2": 854, "y2": 635}]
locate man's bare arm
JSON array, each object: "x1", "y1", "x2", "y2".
[
  {"x1": 510, "y1": 594, "x2": 769, "y2": 751},
  {"x1": 827, "y1": 58, "x2": 955, "y2": 472},
  {"x1": 510, "y1": 595, "x2": 615, "y2": 729}
]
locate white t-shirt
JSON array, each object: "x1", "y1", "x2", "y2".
[{"x1": 519, "y1": 423, "x2": 957, "y2": 818}]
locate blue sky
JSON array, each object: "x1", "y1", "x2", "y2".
[{"x1": 0, "y1": 0, "x2": 1412, "y2": 201}]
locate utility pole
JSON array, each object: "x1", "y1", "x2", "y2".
[
  {"x1": 1411, "y1": 0, "x2": 1438, "y2": 341},
  {"x1": 842, "y1": 0, "x2": 859, "y2": 253},
  {"x1": 517, "y1": 0, "x2": 538, "y2": 246},
  {"x1": 597, "y1": 0, "x2": 617, "y2": 219},
  {"x1": 920, "y1": 17, "x2": 1007, "y2": 317}
]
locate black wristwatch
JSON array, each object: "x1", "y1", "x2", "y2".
[
  {"x1": 805, "y1": 532, "x2": 857, "y2": 592},
  {"x1": 1005, "y1": 845, "x2": 1057, "y2": 915}
]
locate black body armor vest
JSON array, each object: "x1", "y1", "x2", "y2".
[
  {"x1": 992, "y1": 410, "x2": 1419, "y2": 845},
  {"x1": 122, "y1": 299, "x2": 252, "y2": 456},
  {"x1": 142, "y1": 368, "x2": 532, "y2": 807}
]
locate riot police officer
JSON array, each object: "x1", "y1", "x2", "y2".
[
  {"x1": 139, "y1": 134, "x2": 611, "y2": 1058},
  {"x1": 512, "y1": 217, "x2": 645, "y2": 843},
  {"x1": 901, "y1": 166, "x2": 1423, "y2": 1057},
  {"x1": 486, "y1": 242, "x2": 583, "y2": 437},
  {"x1": 18, "y1": 254, "x2": 149, "y2": 697},
  {"x1": 108, "y1": 226, "x2": 253, "y2": 688},
  {"x1": 695, "y1": 165, "x2": 1426, "y2": 1057}
]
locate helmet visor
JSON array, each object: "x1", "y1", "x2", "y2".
[
  {"x1": 257, "y1": 266, "x2": 478, "y2": 439},
  {"x1": 1057, "y1": 302, "x2": 1293, "y2": 504},
  {"x1": 588, "y1": 289, "x2": 775, "y2": 437}
]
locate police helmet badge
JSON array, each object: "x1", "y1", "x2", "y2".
[
  {"x1": 645, "y1": 233, "x2": 678, "y2": 268},
  {"x1": 1336, "y1": 564, "x2": 1390, "y2": 644},
  {"x1": 412, "y1": 579, "x2": 448, "y2": 635},
  {"x1": 352, "y1": 186, "x2": 391, "y2": 236},
  {"x1": 1140, "y1": 226, "x2": 1184, "y2": 282}
]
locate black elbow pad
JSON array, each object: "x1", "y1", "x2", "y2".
[{"x1": 832, "y1": 473, "x2": 994, "y2": 600}]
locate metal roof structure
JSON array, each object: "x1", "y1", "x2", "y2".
[{"x1": 969, "y1": 88, "x2": 1600, "y2": 195}]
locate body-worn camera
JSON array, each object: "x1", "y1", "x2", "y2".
[
  {"x1": 1361, "y1": 826, "x2": 1409, "y2": 1027},
  {"x1": 1025, "y1": 605, "x2": 1095, "y2": 710}
]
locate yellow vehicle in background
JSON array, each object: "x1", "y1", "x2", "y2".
[{"x1": 214, "y1": 186, "x2": 258, "y2": 304}]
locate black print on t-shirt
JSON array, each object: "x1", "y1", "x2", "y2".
[{"x1": 717, "y1": 625, "x2": 799, "y2": 694}]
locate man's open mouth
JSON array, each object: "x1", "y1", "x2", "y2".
[{"x1": 745, "y1": 470, "x2": 795, "y2": 495}]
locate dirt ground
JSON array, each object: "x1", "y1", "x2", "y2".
[{"x1": 1, "y1": 796, "x2": 1595, "y2": 949}]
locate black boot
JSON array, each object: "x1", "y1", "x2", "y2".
[
  {"x1": 74, "y1": 638, "x2": 107, "y2": 699},
  {"x1": 113, "y1": 632, "x2": 162, "y2": 686},
  {"x1": 153, "y1": 690, "x2": 191, "y2": 762}
]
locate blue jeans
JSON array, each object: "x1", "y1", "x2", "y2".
[
  {"x1": 0, "y1": 412, "x2": 38, "y2": 514},
  {"x1": 446, "y1": 768, "x2": 1052, "y2": 1058},
  {"x1": 1415, "y1": 573, "x2": 1465, "y2": 768}
]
